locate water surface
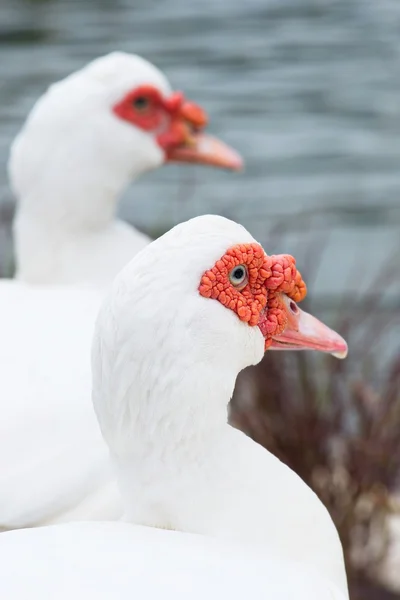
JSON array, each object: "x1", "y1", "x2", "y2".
[{"x1": 0, "y1": 0, "x2": 399, "y2": 309}]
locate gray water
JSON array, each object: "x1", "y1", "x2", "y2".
[{"x1": 1, "y1": 0, "x2": 400, "y2": 311}]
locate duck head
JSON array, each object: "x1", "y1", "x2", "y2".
[
  {"x1": 92, "y1": 215, "x2": 347, "y2": 455},
  {"x1": 10, "y1": 53, "x2": 241, "y2": 206}
]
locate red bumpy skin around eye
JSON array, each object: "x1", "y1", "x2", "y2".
[
  {"x1": 113, "y1": 85, "x2": 208, "y2": 152},
  {"x1": 198, "y1": 243, "x2": 307, "y2": 350}
]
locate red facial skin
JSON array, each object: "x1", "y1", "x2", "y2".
[
  {"x1": 198, "y1": 243, "x2": 307, "y2": 350},
  {"x1": 112, "y1": 85, "x2": 243, "y2": 170},
  {"x1": 113, "y1": 85, "x2": 207, "y2": 154}
]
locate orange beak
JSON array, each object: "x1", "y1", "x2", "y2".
[
  {"x1": 162, "y1": 98, "x2": 243, "y2": 171},
  {"x1": 167, "y1": 132, "x2": 243, "y2": 171},
  {"x1": 269, "y1": 295, "x2": 348, "y2": 359}
]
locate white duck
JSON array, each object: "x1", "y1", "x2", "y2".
[
  {"x1": 0, "y1": 215, "x2": 348, "y2": 600},
  {"x1": 9, "y1": 51, "x2": 242, "y2": 287},
  {"x1": 0, "y1": 53, "x2": 240, "y2": 528}
]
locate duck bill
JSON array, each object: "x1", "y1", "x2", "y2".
[
  {"x1": 270, "y1": 300, "x2": 348, "y2": 359},
  {"x1": 167, "y1": 133, "x2": 243, "y2": 171}
]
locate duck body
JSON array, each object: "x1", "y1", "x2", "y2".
[
  {"x1": 1, "y1": 215, "x2": 350, "y2": 598},
  {"x1": 91, "y1": 214, "x2": 349, "y2": 596},
  {"x1": 0, "y1": 521, "x2": 346, "y2": 600},
  {"x1": 0, "y1": 281, "x2": 121, "y2": 529},
  {"x1": 112, "y1": 418, "x2": 347, "y2": 590},
  {"x1": 118, "y1": 425, "x2": 347, "y2": 591}
]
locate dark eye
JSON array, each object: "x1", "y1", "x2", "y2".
[
  {"x1": 132, "y1": 96, "x2": 150, "y2": 111},
  {"x1": 229, "y1": 265, "x2": 247, "y2": 287}
]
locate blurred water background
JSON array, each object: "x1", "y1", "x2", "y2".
[{"x1": 0, "y1": 0, "x2": 400, "y2": 316}]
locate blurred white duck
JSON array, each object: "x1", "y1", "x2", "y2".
[
  {"x1": 0, "y1": 215, "x2": 349, "y2": 599},
  {"x1": 9, "y1": 51, "x2": 241, "y2": 287},
  {"x1": 0, "y1": 54, "x2": 240, "y2": 527}
]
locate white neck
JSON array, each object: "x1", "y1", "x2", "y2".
[
  {"x1": 93, "y1": 315, "x2": 241, "y2": 523},
  {"x1": 102, "y1": 343, "x2": 236, "y2": 453},
  {"x1": 9, "y1": 78, "x2": 165, "y2": 287},
  {"x1": 12, "y1": 157, "x2": 151, "y2": 287}
]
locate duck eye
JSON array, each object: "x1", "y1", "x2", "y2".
[
  {"x1": 132, "y1": 96, "x2": 150, "y2": 111},
  {"x1": 229, "y1": 265, "x2": 247, "y2": 287}
]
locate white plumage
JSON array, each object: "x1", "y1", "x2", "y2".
[
  {"x1": 0, "y1": 282, "x2": 120, "y2": 528},
  {"x1": 9, "y1": 52, "x2": 240, "y2": 287},
  {"x1": 9, "y1": 53, "x2": 168, "y2": 287},
  {"x1": 0, "y1": 53, "x2": 240, "y2": 528},
  {"x1": 0, "y1": 522, "x2": 345, "y2": 600},
  {"x1": 0, "y1": 215, "x2": 349, "y2": 599}
]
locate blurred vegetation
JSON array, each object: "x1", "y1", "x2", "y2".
[{"x1": 231, "y1": 257, "x2": 400, "y2": 600}]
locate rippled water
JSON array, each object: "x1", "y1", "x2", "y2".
[{"x1": 0, "y1": 0, "x2": 400, "y2": 309}]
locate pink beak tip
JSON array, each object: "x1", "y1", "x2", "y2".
[
  {"x1": 331, "y1": 341, "x2": 348, "y2": 360},
  {"x1": 230, "y1": 152, "x2": 244, "y2": 171}
]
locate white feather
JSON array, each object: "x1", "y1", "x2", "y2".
[
  {"x1": 9, "y1": 52, "x2": 170, "y2": 286},
  {"x1": 0, "y1": 216, "x2": 349, "y2": 598},
  {"x1": 0, "y1": 52, "x2": 188, "y2": 527},
  {"x1": 0, "y1": 522, "x2": 346, "y2": 600},
  {"x1": 0, "y1": 281, "x2": 121, "y2": 528}
]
